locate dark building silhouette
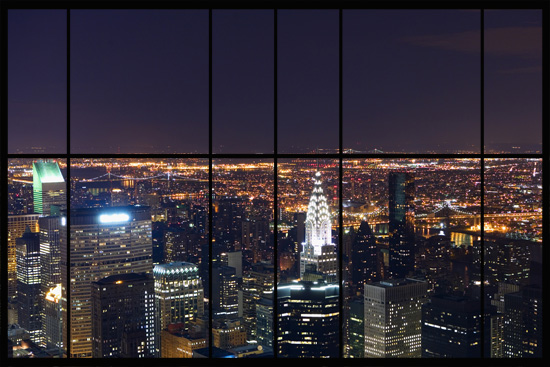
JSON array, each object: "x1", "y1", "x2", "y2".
[
  {"x1": 388, "y1": 172, "x2": 415, "y2": 279},
  {"x1": 91, "y1": 273, "x2": 157, "y2": 358},
  {"x1": 351, "y1": 220, "x2": 380, "y2": 290},
  {"x1": 422, "y1": 294, "x2": 481, "y2": 358},
  {"x1": 277, "y1": 281, "x2": 339, "y2": 358}
]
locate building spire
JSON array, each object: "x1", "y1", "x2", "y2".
[{"x1": 304, "y1": 171, "x2": 332, "y2": 252}]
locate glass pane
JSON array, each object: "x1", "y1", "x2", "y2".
[
  {"x1": 70, "y1": 10, "x2": 209, "y2": 154},
  {"x1": 8, "y1": 10, "x2": 67, "y2": 154},
  {"x1": 344, "y1": 10, "x2": 481, "y2": 154},
  {"x1": 342, "y1": 158, "x2": 482, "y2": 357},
  {"x1": 278, "y1": 10, "x2": 339, "y2": 154},
  {"x1": 213, "y1": 10, "x2": 274, "y2": 154},
  {"x1": 68, "y1": 158, "x2": 209, "y2": 358},
  {"x1": 484, "y1": 10, "x2": 542, "y2": 153},
  {"x1": 484, "y1": 158, "x2": 542, "y2": 357},
  {"x1": 277, "y1": 159, "x2": 340, "y2": 357},
  {"x1": 8, "y1": 158, "x2": 67, "y2": 358},
  {"x1": 211, "y1": 159, "x2": 274, "y2": 357}
]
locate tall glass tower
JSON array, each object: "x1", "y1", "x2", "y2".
[
  {"x1": 388, "y1": 172, "x2": 415, "y2": 279},
  {"x1": 32, "y1": 160, "x2": 66, "y2": 216}
]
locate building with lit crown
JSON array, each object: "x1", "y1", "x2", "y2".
[
  {"x1": 277, "y1": 280, "x2": 339, "y2": 358},
  {"x1": 60, "y1": 205, "x2": 153, "y2": 358},
  {"x1": 300, "y1": 172, "x2": 337, "y2": 281},
  {"x1": 153, "y1": 262, "x2": 204, "y2": 333},
  {"x1": 32, "y1": 160, "x2": 66, "y2": 216}
]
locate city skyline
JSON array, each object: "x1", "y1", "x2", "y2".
[
  {"x1": 3, "y1": 1, "x2": 546, "y2": 362},
  {"x1": 5, "y1": 157, "x2": 543, "y2": 358}
]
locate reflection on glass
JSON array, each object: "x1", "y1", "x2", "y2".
[{"x1": 8, "y1": 159, "x2": 67, "y2": 358}]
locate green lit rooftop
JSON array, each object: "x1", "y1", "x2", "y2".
[{"x1": 33, "y1": 161, "x2": 65, "y2": 183}]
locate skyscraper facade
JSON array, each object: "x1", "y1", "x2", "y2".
[
  {"x1": 39, "y1": 216, "x2": 62, "y2": 302},
  {"x1": 277, "y1": 281, "x2": 339, "y2": 358},
  {"x1": 421, "y1": 294, "x2": 481, "y2": 357},
  {"x1": 61, "y1": 205, "x2": 153, "y2": 358},
  {"x1": 364, "y1": 278, "x2": 428, "y2": 358},
  {"x1": 32, "y1": 160, "x2": 66, "y2": 216},
  {"x1": 91, "y1": 273, "x2": 157, "y2": 358},
  {"x1": 16, "y1": 227, "x2": 42, "y2": 344},
  {"x1": 8, "y1": 214, "x2": 39, "y2": 302},
  {"x1": 388, "y1": 172, "x2": 415, "y2": 279},
  {"x1": 153, "y1": 262, "x2": 204, "y2": 333}
]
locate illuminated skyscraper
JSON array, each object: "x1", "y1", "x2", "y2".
[
  {"x1": 277, "y1": 280, "x2": 339, "y2": 358},
  {"x1": 16, "y1": 226, "x2": 42, "y2": 344},
  {"x1": 153, "y1": 262, "x2": 204, "y2": 333},
  {"x1": 43, "y1": 284, "x2": 63, "y2": 353},
  {"x1": 8, "y1": 214, "x2": 39, "y2": 302},
  {"x1": 61, "y1": 205, "x2": 153, "y2": 358},
  {"x1": 255, "y1": 297, "x2": 273, "y2": 348},
  {"x1": 388, "y1": 172, "x2": 415, "y2": 279},
  {"x1": 32, "y1": 160, "x2": 66, "y2": 216},
  {"x1": 212, "y1": 266, "x2": 239, "y2": 318},
  {"x1": 364, "y1": 278, "x2": 428, "y2": 358},
  {"x1": 300, "y1": 172, "x2": 337, "y2": 280},
  {"x1": 39, "y1": 216, "x2": 62, "y2": 302},
  {"x1": 91, "y1": 273, "x2": 157, "y2": 358}
]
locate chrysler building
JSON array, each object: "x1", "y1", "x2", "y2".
[{"x1": 300, "y1": 172, "x2": 337, "y2": 281}]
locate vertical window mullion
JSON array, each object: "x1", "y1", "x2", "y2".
[
  {"x1": 1, "y1": 4, "x2": 8, "y2": 359},
  {"x1": 273, "y1": 7, "x2": 278, "y2": 358},
  {"x1": 338, "y1": 7, "x2": 343, "y2": 359},
  {"x1": 208, "y1": 7, "x2": 213, "y2": 360},
  {"x1": 480, "y1": 7, "x2": 485, "y2": 359},
  {"x1": 66, "y1": 8, "x2": 71, "y2": 358}
]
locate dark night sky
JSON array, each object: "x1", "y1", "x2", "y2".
[{"x1": 7, "y1": 9, "x2": 543, "y2": 154}]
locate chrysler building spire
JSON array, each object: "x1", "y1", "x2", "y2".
[
  {"x1": 300, "y1": 171, "x2": 337, "y2": 280},
  {"x1": 305, "y1": 172, "x2": 332, "y2": 254}
]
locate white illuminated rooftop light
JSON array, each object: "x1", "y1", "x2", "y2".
[{"x1": 99, "y1": 213, "x2": 130, "y2": 223}]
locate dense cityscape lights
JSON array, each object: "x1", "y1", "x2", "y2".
[{"x1": 3, "y1": 3, "x2": 545, "y2": 362}]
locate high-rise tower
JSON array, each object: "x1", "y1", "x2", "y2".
[
  {"x1": 388, "y1": 172, "x2": 415, "y2": 279},
  {"x1": 32, "y1": 160, "x2": 66, "y2": 216},
  {"x1": 300, "y1": 172, "x2": 337, "y2": 280},
  {"x1": 153, "y1": 262, "x2": 204, "y2": 333},
  {"x1": 61, "y1": 205, "x2": 153, "y2": 358},
  {"x1": 16, "y1": 226, "x2": 42, "y2": 344},
  {"x1": 91, "y1": 273, "x2": 157, "y2": 358},
  {"x1": 364, "y1": 278, "x2": 428, "y2": 358}
]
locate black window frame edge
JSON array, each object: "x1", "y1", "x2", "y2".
[{"x1": 1, "y1": 0, "x2": 547, "y2": 365}]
